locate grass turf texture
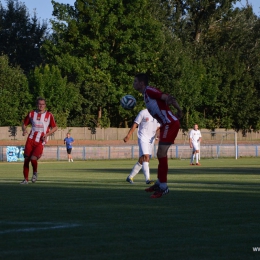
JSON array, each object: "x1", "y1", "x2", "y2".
[{"x1": 0, "y1": 158, "x2": 260, "y2": 260}]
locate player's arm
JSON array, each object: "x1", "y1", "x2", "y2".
[
  {"x1": 189, "y1": 135, "x2": 193, "y2": 148},
  {"x1": 124, "y1": 122, "x2": 138, "y2": 143},
  {"x1": 155, "y1": 126, "x2": 160, "y2": 140},
  {"x1": 22, "y1": 114, "x2": 30, "y2": 136},
  {"x1": 21, "y1": 123, "x2": 28, "y2": 136},
  {"x1": 42, "y1": 116, "x2": 58, "y2": 142},
  {"x1": 161, "y1": 94, "x2": 183, "y2": 119}
]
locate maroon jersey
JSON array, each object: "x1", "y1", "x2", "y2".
[
  {"x1": 23, "y1": 110, "x2": 57, "y2": 144},
  {"x1": 143, "y1": 86, "x2": 179, "y2": 125}
]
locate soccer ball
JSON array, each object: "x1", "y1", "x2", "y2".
[{"x1": 120, "y1": 95, "x2": 137, "y2": 110}]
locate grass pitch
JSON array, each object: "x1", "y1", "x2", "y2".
[{"x1": 0, "y1": 158, "x2": 260, "y2": 260}]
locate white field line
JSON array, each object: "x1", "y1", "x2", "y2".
[{"x1": 0, "y1": 222, "x2": 81, "y2": 234}]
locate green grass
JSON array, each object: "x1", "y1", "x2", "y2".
[{"x1": 0, "y1": 158, "x2": 260, "y2": 260}]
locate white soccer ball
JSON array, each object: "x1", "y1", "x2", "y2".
[{"x1": 120, "y1": 95, "x2": 137, "y2": 110}]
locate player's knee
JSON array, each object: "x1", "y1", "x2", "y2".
[
  {"x1": 143, "y1": 154, "x2": 150, "y2": 162},
  {"x1": 31, "y1": 155, "x2": 38, "y2": 160}
]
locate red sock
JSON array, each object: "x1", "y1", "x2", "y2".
[
  {"x1": 31, "y1": 159, "x2": 38, "y2": 173},
  {"x1": 23, "y1": 158, "x2": 30, "y2": 181},
  {"x1": 158, "y1": 157, "x2": 168, "y2": 183}
]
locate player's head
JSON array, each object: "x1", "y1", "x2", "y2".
[
  {"x1": 135, "y1": 73, "x2": 149, "y2": 85},
  {"x1": 67, "y1": 133, "x2": 71, "y2": 137},
  {"x1": 194, "y1": 124, "x2": 198, "y2": 130},
  {"x1": 36, "y1": 97, "x2": 46, "y2": 112},
  {"x1": 133, "y1": 73, "x2": 149, "y2": 92}
]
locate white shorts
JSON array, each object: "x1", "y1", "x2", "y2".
[
  {"x1": 138, "y1": 139, "x2": 154, "y2": 157},
  {"x1": 192, "y1": 142, "x2": 200, "y2": 151}
]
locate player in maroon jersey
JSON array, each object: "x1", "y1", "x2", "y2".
[
  {"x1": 20, "y1": 97, "x2": 58, "y2": 184},
  {"x1": 133, "y1": 73, "x2": 183, "y2": 198}
]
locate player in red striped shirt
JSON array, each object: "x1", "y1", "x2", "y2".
[
  {"x1": 133, "y1": 73, "x2": 183, "y2": 198},
  {"x1": 20, "y1": 97, "x2": 58, "y2": 184}
]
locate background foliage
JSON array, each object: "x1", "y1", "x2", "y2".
[{"x1": 0, "y1": 0, "x2": 259, "y2": 132}]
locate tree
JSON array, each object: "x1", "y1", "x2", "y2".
[
  {"x1": 28, "y1": 65, "x2": 81, "y2": 128},
  {"x1": 0, "y1": 55, "x2": 31, "y2": 126},
  {"x1": 0, "y1": 0, "x2": 48, "y2": 74},
  {"x1": 43, "y1": 0, "x2": 165, "y2": 127},
  {"x1": 201, "y1": 6, "x2": 260, "y2": 131}
]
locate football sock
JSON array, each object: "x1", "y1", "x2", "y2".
[
  {"x1": 23, "y1": 158, "x2": 30, "y2": 181},
  {"x1": 158, "y1": 156, "x2": 168, "y2": 183},
  {"x1": 129, "y1": 162, "x2": 142, "y2": 178},
  {"x1": 195, "y1": 153, "x2": 199, "y2": 163},
  {"x1": 190, "y1": 153, "x2": 195, "y2": 163},
  {"x1": 31, "y1": 159, "x2": 38, "y2": 173},
  {"x1": 142, "y1": 161, "x2": 150, "y2": 181},
  {"x1": 160, "y1": 182, "x2": 168, "y2": 190}
]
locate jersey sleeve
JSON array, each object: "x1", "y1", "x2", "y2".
[
  {"x1": 23, "y1": 113, "x2": 31, "y2": 126},
  {"x1": 146, "y1": 87, "x2": 163, "y2": 100},
  {"x1": 134, "y1": 111, "x2": 143, "y2": 125},
  {"x1": 49, "y1": 113, "x2": 57, "y2": 128},
  {"x1": 189, "y1": 130, "x2": 193, "y2": 139}
]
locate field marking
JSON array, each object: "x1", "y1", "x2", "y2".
[{"x1": 0, "y1": 221, "x2": 81, "y2": 234}]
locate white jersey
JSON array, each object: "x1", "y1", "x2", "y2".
[
  {"x1": 189, "y1": 129, "x2": 202, "y2": 144},
  {"x1": 134, "y1": 109, "x2": 160, "y2": 144}
]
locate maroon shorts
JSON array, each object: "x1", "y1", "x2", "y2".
[
  {"x1": 24, "y1": 138, "x2": 44, "y2": 159},
  {"x1": 159, "y1": 120, "x2": 180, "y2": 145}
]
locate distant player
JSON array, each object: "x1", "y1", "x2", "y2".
[
  {"x1": 20, "y1": 97, "x2": 57, "y2": 184},
  {"x1": 124, "y1": 109, "x2": 160, "y2": 184},
  {"x1": 189, "y1": 124, "x2": 202, "y2": 165},
  {"x1": 64, "y1": 132, "x2": 74, "y2": 162}
]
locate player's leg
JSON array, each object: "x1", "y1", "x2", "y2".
[
  {"x1": 193, "y1": 143, "x2": 200, "y2": 165},
  {"x1": 70, "y1": 148, "x2": 73, "y2": 162},
  {"x1": 146, "y1": 121, "x2": 180, "y2": 198},
  {"x1": 139, "y1": 140, "x2": 153, "y2": 183},
  {"x1": 67, "y1": 149, "x2": 70, "y2": 162},
  {"x1": 190, "y1": 148, "x2": 195, "y2": 165},
  {"x1": 20, "y1": 139, "x2": 33, "y2": 184},
  {"x1": 30, "y1": 143, "x2": 44, "y2": 183},
  {"x1": 126, "y1": 140, "x2": 143, "y2": 183}
]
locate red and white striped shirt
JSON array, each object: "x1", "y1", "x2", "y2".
[
  {"x1": 23, "y1": 110, "x2": 57, "y2": 144},
  {"x1": 143, "y1": 86, "x2": 178, "y2": 125}
]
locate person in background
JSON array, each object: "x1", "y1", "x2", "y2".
[
  {"x1": 20, "y1": 97, "x2": 57, "y2": 184},
  {"x1": 124, "y1": 109, "x2": 160, "y2": 185},
  {"x1": 189, "y1": 124, "x2": 202, "y2": 165},
  {"x1": 64, "y1": 132, "x2": 75, "y2": 162},
  {"x1": 133, "y1": 73, "x2": 183, "y2": 198}
]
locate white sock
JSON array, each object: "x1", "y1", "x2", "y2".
[
  {"x1": 190, "y1": 153, "x2": 195, "y2": 163},
  {"x1": 142, "y1": 162, "x2": 150, "y2": 181},
  {"x1": 196, "y1": 153, "x2": 199, "y2": 163},
  {"x1": 129, "y1": 162, "x2": 142, "y2": 178},
  {"x1": 160, "y1": 182, "x2": 167, "y2": 190}
]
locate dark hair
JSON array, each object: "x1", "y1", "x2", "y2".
[
  {"x1": 36, "y1": 97, "x2": 46, "y2": 104},
  {"x1": 135, "y1": 73, "x2": 149, "y2": 86}
]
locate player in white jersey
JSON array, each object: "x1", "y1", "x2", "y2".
[
  {"x1": 189, "y1": 124, "x2": 202, "y2": 165},
  {"x1": 124, "y1": 109, "x2": 160, "y2": 184},
  {"x1": 20, "y1": 97, "x2": 57, "y2": 184}
]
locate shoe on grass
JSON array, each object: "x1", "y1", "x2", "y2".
[
  {"x1": 145, "y1": 183, "x2": 160, "y2": 192},
  {"x1": 146, "y1": 180, "x2": 154, "y2": 185},
  {"x1": 126, "y1": 176, "x2": 134, "y2": 184},
  {"x1": 150, "y1": 187, "x2": 169, "y2": 198},
  {"x1": 31, "y1": 173, "x2": 38, "y2": 183}
]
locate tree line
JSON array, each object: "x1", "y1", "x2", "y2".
[{"x1": 0, "y1": 0, "x2": 259, "y2": 135}]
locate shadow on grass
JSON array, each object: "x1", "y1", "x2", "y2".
[{"x1": 0, "y1": 180, "x2": 259, "y2": 260}]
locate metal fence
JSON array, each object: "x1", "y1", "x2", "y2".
[{"x1": 1, "y1": 144, "x2": 259, "y2": 162}]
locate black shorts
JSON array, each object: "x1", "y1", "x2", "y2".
[{"x1": 67, "y1": 148, "x2": 72, "y2": 154}]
